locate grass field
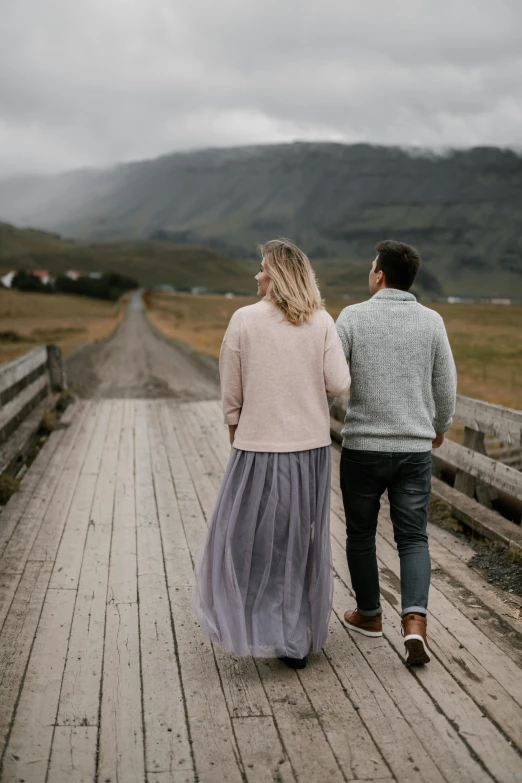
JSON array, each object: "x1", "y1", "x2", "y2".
[
  {"x1": 0, "y1": 288, "x2": 125, "y2": 365},
  {"x1": 145, "y1": 290, "x2": 522, "y2": 410}
]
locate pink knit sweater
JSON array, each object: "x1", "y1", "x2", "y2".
[{"x1": 220, "y1": 299, "x2": 351, "y2": 452}]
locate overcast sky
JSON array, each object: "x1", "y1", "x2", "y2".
[{"x1": 1, "y1": 0, "x2": 521, "y2": 176}]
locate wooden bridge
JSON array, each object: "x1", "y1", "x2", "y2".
[{"x1": 1, "y1": 308, "x2": 522, "y2": 782}]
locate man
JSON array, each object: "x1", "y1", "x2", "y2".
[{"x1": 335, "y1": 240, "x2": 456, "y2": 664}]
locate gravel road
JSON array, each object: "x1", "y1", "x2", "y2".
[{"x1": 65, "y1": 291, "x2": 220, "y2": 400}]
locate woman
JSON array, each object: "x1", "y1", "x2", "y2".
[{"x1": 193, "y1": 239, "x2": 351, "y2": 668}]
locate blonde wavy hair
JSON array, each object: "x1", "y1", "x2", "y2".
[{"x1": 260, "y1": 238, "x2": 324, "y2": 326}]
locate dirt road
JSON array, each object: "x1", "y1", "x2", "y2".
[{"x1": 65, "y1": 291, "x2": 220, "y2": 399}]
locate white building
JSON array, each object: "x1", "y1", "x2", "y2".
[{"x1": 1, "y1": 271, "x2": 15, "y2": 288}]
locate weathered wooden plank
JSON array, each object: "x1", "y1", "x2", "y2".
[
  {"x1": 47, "y1": 727, "x2": 97, "y2": 783},
  {"x1": 147, "y1": 404, "x2": 194, "y2": 589},
  {"x1": 48, "y1": 402, "x2": 112, "y2": 589},
  {"x1": 157, "y1": 403, "x2": 206, "y2": 559},
  {"x1": 0, "y1": 373, "x2": 49, "y2": 434},
  {"x1": 0, "y1": 570, "x2": 23, "y2": 636},
  {"x1": 169, "y1": 403, "x2": 216, "y2": 520},
  {"x1": 135, "y1": 401, "x2": 193, "y2": 779},
  {"x1": 2, "y1": 588, "x2": 76, "y2": 783},
  {"x1": 170, "y1": 586, "x2": 244, "y2": 783},
  {"x1": 232, "y1": 716, "x2": 296, "y2": 783},
  {"x1": 146, "y1": 772, "x2": 196, "y2": 783},
  {"x1": 296, "y1": 649, "x2": 390, "y2": 780},
  {"x1": 183, "y1": 404, "x2": 228, "y2": 489},
  {"x1": 56, "y1": 400, "x2": 122, "y2": 727},
  {"x1": 46, "y1": 344, "x2": 66, "y2": 392},
  {"x1": 454, "y1": 427, "x2": 488, "y2": 498},
  {"x1": 0, "y1": 347, "x2": 47, "y2": 396},
  {"x1": 0, "y1": 402, "x2": 93, "y2": 575},
  {"x1": 437, "y1": 439, "x2": 522, "y2": 499},
  {"x1": 195, "y1": 401, "x2": 230, "y2": 465},
  {"x1": 214, "y1": 650, "x2": 272, "y2": 719},
  {"x1": 27, "y1": 405, "x2": 102, "y2": 567},
  {"x1": 106, "y1": 399, "x2": 137, "y2": 605},
  {"x1": 0, "y1": 400, "x2": 77, "y2": 560},
  {"x1": 98, "y1": 601, "x2": 145, "y2": 783},
  {"x1": 0, "y1": 391, "x2": 60, "y2": 476},
  {"x1": 255, "y1": 658, "x2": 349, "y2": 783},
  {"x1": 97, "y1": 399, "x2": 144, "y2": 783},
  {"x1": 0, "y1": 560, "x2": 52, "y2": 762},
  {"x1": 455, "y1": 395, "x2": 522, "y2": 444},
  {"x1": 427, "y1": 517, "x2": 522, "y2": 640},
  {"x1": 431, "y1": 475, "x2": 522, "y2": 553}
]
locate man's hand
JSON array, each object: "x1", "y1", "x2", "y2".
[{"x1": 432, "y1": 432, "x2": 445, "y2": 449}]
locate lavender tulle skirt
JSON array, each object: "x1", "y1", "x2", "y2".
[{"x1": 192, "y1": 446, "x2": 333, "y2": 659}]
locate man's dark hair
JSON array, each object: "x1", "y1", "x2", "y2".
[{"x1": 375, "y1": 240, "x2": 421, "y2": 291}]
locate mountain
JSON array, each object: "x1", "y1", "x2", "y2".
[
  {"x1": 0, "y1": 143, "x2": 521, "y2": 297},
  {"x1": 0, "y1": 222, "x2": 257, "y2": 294}
]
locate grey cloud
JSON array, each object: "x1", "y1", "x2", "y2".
[{"x1": 0, "y1": 0, "x2": 521, "y2": 176}]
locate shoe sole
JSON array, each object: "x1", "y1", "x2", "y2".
[
  {"x1": 344, "y1": 621, "x2": 383, "y2": 638},
  {"x1": 277, "y1": 657, "x2": 307, "y2": 669},
  {"x1": 404, "y1": 634, "x2": 431, "y2": 664}
]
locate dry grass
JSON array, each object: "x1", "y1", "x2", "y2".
[
  {"x1": 0, "y1": 289, "x2": 127, "y2": 365},
  {"x1": 145, "y1": 291, "x2": 257, "y2": 360},
  {"x1": 0, "y1": 475, "x2": 20, "y2": 504},
  {"x1": 146, "y1": 291, "x2": 522, "y2": 410}
]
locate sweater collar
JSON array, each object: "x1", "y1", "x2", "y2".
[{"x1": 371, "y1": 288, "x2": 417, "y2": 303}]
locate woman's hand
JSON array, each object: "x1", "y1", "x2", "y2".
[{"x1": 228, "y1": 424, "x2": 238, "y2": 448}]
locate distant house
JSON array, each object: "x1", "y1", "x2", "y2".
[
  {"x1": 1, "y1": 271, "x2": 15, "y2": 288},
  {"x1": 191, "y1": 286, "x2": 208, "y2": 295},
  {"x1": 89, "y1": 272, "x2": 103, "y2": 279},
  {"x1": 446, "y1": 296, "x2": 476, "y2": 304},
  {"x1": 224, "y1": 292, "x2": 235, "y2": 299},
  {"x1": 489, "y1": 298, "x2": 511, "y2": 306},
  {"x1": 32, "y1": 270, "x2": 51, "y2": 285},
  {"x1": 65, "y1": 270, "x2": 81, "y2": 280}
]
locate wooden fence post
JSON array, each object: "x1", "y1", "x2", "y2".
[
  {"x1": 46, "y1": 345, "x2": 67, "y2": 392},
  {"x1": 454, "y1": 426, "x2": 497, "y2": 507}
]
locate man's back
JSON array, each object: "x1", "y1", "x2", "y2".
[{"x1": 336, "y1": 288, "x2": 457, "y2": 452}]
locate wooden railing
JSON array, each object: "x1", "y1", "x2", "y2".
[
  {"x1": 330, "y1": 393, "x2": 522, "y2": 551},
  {"x1": 0, "y1": 346, "x2": 66, "y2": 477}
]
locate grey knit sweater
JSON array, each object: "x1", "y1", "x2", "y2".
[{"x1": 335, "y1": 289, "x2": 457, "y2": 452}]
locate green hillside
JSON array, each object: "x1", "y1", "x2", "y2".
[
  {"x1": 1, "y1": 143, "x2": 521, "y2": 297},
  {"x1": 0, "y1": 223, "x2": 258, "y2": 294}
]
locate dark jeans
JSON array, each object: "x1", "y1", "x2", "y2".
[{"x1": 340, "y1": 448, "x2": 432, "y2": 617}]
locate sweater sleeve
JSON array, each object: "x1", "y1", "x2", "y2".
[
  {"x1": 432, "y1": 318, "x2": 457, "y2": 433},
  {"x1": 335, "y1": 307, "x2": 353, "y2": 362},
  {"x1": 220, "y1": 312, "x2": 243, "y2": 426},
  {"x1": 324, "y1": 317, "x2": 351, "y2": 398}
]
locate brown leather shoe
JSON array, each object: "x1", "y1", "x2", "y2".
[
  {"x1": 401, "y1": 613, "x2": 430, "y2": 664},
  {"x1": 344, "y1": 608, "x2": 383, "y2": 637}
]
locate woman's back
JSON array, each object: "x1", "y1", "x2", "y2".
[{"x1": 220, "y1": 299, "x2": 350, "y2": 452}]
